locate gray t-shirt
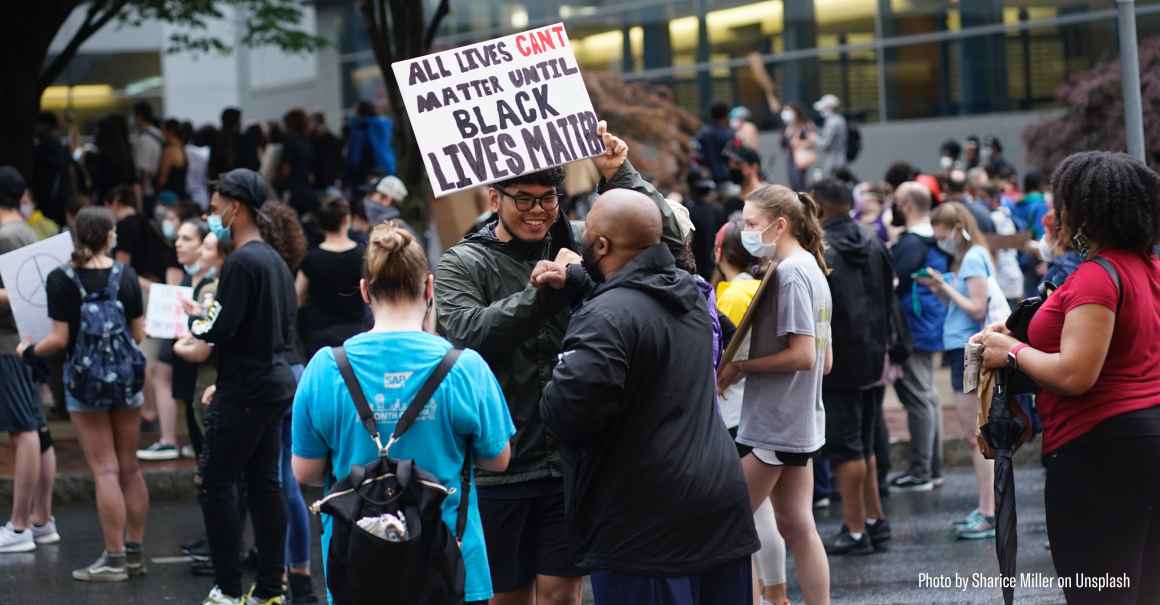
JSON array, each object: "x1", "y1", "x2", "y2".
[
  {"x1": 0, "y1": 221, "x2": 38, "y2": 351},
  {"x1": 738, "y1": 247, "x2": 832, "y2": 453}
]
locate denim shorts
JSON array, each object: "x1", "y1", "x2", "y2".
[{"x1": 65, "y1": 390, "x2": 144, "y2": 413}]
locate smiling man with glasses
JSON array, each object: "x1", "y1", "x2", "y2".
[{"x1": 435, "y1": 122, "x2": 683, "y2": 605}]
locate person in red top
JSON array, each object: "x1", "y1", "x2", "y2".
[{"x1": 976, "y1": 151, "x2": 1160, "y2": 605}]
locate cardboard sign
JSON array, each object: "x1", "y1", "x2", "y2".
[
  {"x1": 0, "y1": 232, "x2": 73, "y2": 342},
  {"x1": 719, "y1": 263, "x2": 778, "y2": 368},
  {"x1": 145, "y1": 284, "x2": 193, "y2": 339},
  {"x1": 392, "y1": 22, "x2": 604, "y2": 197}
]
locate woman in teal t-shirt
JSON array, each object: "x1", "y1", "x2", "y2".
[
  {"x1": 291, "y1": 223, "x2": 515, "y2": 604},
  {"x1": 916, "y1": 202, "x2": 996, "y2": 542}
]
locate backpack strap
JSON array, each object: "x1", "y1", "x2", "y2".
[
  {"x1": 332, "y1": 346, "x2": 383, "y2": 451},
  {"x1": 105, "y1": 263, "x2": 124, "y2": 299},
  {"x1": 63, "y1": 266, "x2": 88, "y2": 299},
  {"x1": 1090, "y1": 256, "x2": 1122, "y2": 315}
]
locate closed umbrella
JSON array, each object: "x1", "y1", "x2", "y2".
[{"x1": 979, "y1": 370, "x2": 1026, "y2": 605}]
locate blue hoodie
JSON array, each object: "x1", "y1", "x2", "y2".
[{"x1": 891, "y1": 225, "x2": 951, "y2": 353}]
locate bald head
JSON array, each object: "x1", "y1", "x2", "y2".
[
  {"x1": 582, "y1": 188, "x2": 663, "y2": 280},
  {"x1": 588, "y1": 189, "x2": 663, "y2": 249}
]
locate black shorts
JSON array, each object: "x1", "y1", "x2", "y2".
[
  {"x1": 477, "y1": 478, "x2": 584, "y2": 592},
  {"x1": 729, "y1": 427, "x2": 818, "y2": 466},
  {"x1": 0, "y1": 355, "x2": 44, "y2": 434},
  {"x1": 822, "y1": 387, "x2": 884, "y2": 464}
]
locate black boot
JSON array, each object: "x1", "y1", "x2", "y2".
[{"x1": 289, "y1": 571, "x2": 320, "y2": 604}]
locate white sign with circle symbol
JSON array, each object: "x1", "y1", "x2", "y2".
[{"x1": 0, "y1": 232, "x2": 73, "y2": 342}]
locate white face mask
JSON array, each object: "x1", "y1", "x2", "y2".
[
  {"x1": 19, "y1": 199, "x2": 33, "y2": 219},
  {"x1": 936, "y1": 237, "x2": 960, "y2": 256},
  {"x1": 741, "y1": 223, "x2": 778, "y2": 258},
  {"x1": 940, "y1": 156, "x2": 954, "y2": 170},
  {"x1": 780, "y1": 110, "x2": 795, "y2": 124}
]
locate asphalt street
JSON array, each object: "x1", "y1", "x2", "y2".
[{"x1": 0, "y1": 468, "x2": 1065, "y2": 605}]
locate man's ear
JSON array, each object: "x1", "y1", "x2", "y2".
[{"x1": 488, "y1": 188, "x2": 500, "y2": 213}]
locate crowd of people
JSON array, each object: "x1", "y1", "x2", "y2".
[{"x1": 0, "y1": 89, "x2": 1156, "y2": 605}]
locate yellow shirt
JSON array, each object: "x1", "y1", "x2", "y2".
[
  {"x1": 26, "y1": 211, "x2": 60, "y2": 240},
  {"x1": 715, "y1": 274, "x2": 761, "y2": 326}
]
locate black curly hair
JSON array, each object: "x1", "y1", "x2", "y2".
[{"x1": 1051, "y1": 151, "x2": 1160, "y2": 255}]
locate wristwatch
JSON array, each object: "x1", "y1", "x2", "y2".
[{"x1": 1007, "y1": 343, "x2": 1028, "y2": 370}]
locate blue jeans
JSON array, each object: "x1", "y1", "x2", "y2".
[{"x1": 281, "y1": 364, "x2": 311, "y2": 568}]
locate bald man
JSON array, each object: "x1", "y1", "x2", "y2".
[{"x1": 540, "y1": 190, "x2": 759, "y2": 605}]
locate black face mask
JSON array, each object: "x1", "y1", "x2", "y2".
[
  {"x1": 581, "y1": 237, "x2": 606, "y2": 283},
  {"x1": 891, "y1": 204, "x2": 907, "y2": 227},
  {"x1": 729, "y1": 169, "x2": 745, "y2": 186}
]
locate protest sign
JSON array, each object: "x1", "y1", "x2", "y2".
[
  {"x1": 145, "y1": 284, "x2": 193, "y2": 339},
  {"x1": 0, "y1": 232, "x2": 73, "y2": 343},
  {"x1": 392, "y1": 22, "x2": 604, "y2": 197}
]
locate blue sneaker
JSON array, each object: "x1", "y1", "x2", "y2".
[
  {"x1": 957, "y1": 514, "x2": 996, "y2": 540},
  {"x1": 952, "y1": 509, "x2": 984, "y2": 527}
]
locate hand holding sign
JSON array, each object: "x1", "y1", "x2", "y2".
[{"x1": 593, "y1": 120, "x2": 629, "y2": 180}]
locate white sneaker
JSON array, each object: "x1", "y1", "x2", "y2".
[
  {"x1": 32, "y1": 518, "x2": 60, "y2": 544},
  {"x1": 203, "y1": 585, "x2": 243, "y2": 605},
  {"x1": 137, "y1": 441, "x2": 180, "y2": 461},
  {"x1": 0, "y1": 522, "x2": 35, "y2": 553},
  {"x1": 181, "y1": 445, "x2": 196, "y2": 459}
]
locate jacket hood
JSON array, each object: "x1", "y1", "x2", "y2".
[
  {"x1": 823, "y1": 215, "x2": 872, "y2": 266},
  {"x1": 593, "y1": 244, "x2": 701, "y2": 315}
]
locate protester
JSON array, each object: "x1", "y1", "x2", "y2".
[
  {"x1": 31, "y1": 112, "x2": 73, "y2": 226},
  {"x1": 981, "y1": 136, "x2": 1014, "y2": 179},
  {"x1": 938, "y1": 139, "x2": 962, "y2": 173},
  {"x1": 541, "y1": 187, "x2": 759, "y2": 605},
  {"x1": 947, "y1": 170, "x2": 994, "y2": 234},
  {"x1": 730, "y1": 105, "x2": 761, "y2": 149},
  {"x1": 435, "y1": 122, "x2": 681, "y2": 605},
  {"x1": 107, "y1": 185, "x2": 181, "y2": 459},
  {"x1": 186, "y1": 126, "x2": 214, "y2": 209},
  {"x1": 22, "y1": 207, "x2": 149, "y2": 580},
  {"x1": 916, "y1": 202, "x2": 996, "y2": 540},
  {"x1": 813, "y1": 178, "x2": 893, "y2": 556},
  {"x1": 982, "y1": 185, "x2": 1025, "y2": 306},
  {"x1": 296, "y1": 197, "x2": 368, "y2": 358},
  {"x1": 717, "y1": 184, "x2": 833, "y2": 604},
  {"x1": 724, "y1": 143, "x2": 765, "y2": 218},
  {"x1": 132, "y1": 102, "x2": 164, "y2": 207},
  {"x1": 962, "y1": 136, "x2": 981, "y2": 170},
  {"x1": 88, "y1": 114, "x2": 137, "y2": 206},
  {"x1": 852, "y1": 181, "x2": 891, "y2": 244},
  {"x1": 698, "y1": 101, "x2": 737, "y2": 184},
  {"x1": 278, "y1": 109, "x2": 317, "y2": 217},
  {"x1": 1013, "y1": 171, "x2": 1049, "y2": 298},
  {"x1": 976, "y1": 151, "x2": 1160, "y2": 605},
  {"x1": 887, "y1": 182, "x2": 947, "y2": 492},
  {"x1": 163, "y1": 218, "x2": 211, "y2": 460},
  {"x1": 364, "y1": 175, "x2": 409, "y2": 229},
  {"x1": 780, "y1": 103, "x2": 816, "y2": 192},
  {"x1": 210, "y1": 108, "x2": 260, "y2": 179},
  {"x1": 344, "y1": 101, "x2": 396, "y2": 192},
  {"x1": 292, "y1": 221, "x2": 514, "y2": 604},
  {"x1": 684, "y1": 165, "x2": 726, "y2": 280},
  {"x1": 157, "y1": 119, "x2": 189, "y2": 199},
  {"x1": 713, "y1": 220, "x2": 789, "y2": 605},
  {"x1": 813, "y1": 94, "x2": 848, "y2": 179},
  {"x1": 183, "y1": 169, "x2": 296, "y2": 605},
  {"x1": 309, "y1": 112, "x2": 341, "y2": 191},
  {"x1": 1037, "y1": 209, "x2": 1084, "y2": 288},
  {"x1": 0, "y1": 167, "x2": 60, "y2": 554}
]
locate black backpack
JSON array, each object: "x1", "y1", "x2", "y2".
[
  {"x1": 845, "y1": 118, "x2": 863, "y2": 163},
  {"x1": 62, "y1": 263, "x2": 146, "y2": 406},
  {"x1": 312, "y1": 347, "x2": 469, "y2": 605}
]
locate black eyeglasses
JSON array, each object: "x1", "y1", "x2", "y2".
[{"x1": 495, "y1": 187, "x2": 559, "y2": 212}]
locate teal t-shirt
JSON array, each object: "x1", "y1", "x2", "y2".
[
  {"x1": 292, "y1": 331, "x2": 515, "y2": 603},
  {"x1": 943, "y1": 245, "x2": 993, "y2": 350}
]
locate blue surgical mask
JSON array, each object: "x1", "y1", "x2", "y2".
[
  {"x1": 204, "y1": 266, "x2": 218, "y2": 281},
  {"x1": 183, "y1": 262, "x2": 201, "y2": 276},
  {"x1": 741, "y1": 224, "x2": 777, "y2": 258},
  {"x1": 162, "y1": 221, "x2": 177, "y2": 241},
  {"x1": 207, "y1": 213, "x2": 231, "y2": 243}
]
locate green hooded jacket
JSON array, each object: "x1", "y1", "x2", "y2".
[{"x1": 434, "y1": 161, "x2": 682, "y2": 486}]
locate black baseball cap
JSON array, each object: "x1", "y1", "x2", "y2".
[
  {"x1": 723, "y1": 143, "x2": 761, "y2": 167},
  {"x1": 0, "y1": 166, "x2": 26, "y2": 205},
  {"x1": 211, "y1": 168, "x2": 270, "y2": 212}
]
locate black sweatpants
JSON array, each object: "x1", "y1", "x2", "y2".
[
  {"x1": 1045, "y1": 407, "x2": 1160, "y2": 605},
  {"x1": 200, "y1": 400, "x2": 290, "y2": 599}
]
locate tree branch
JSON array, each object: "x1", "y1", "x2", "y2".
[
  {"x1": 39, "y1": 0, "x2": 131, "y2": 90},
  {"x1": 423, "y1": 0, "x2": 450, "y2": 52}
]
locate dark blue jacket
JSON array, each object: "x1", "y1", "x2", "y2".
[{"x1": 892, "y1": 231, "x2": 950, "y2": 353}]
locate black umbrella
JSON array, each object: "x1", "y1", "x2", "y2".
[{"x1": 979, "y1": 370, "x2": 1026, "y2": 605}]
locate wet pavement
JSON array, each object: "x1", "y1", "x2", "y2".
[{"x1": 0, "y1": 467, "x2": 1064, "y2": 604}]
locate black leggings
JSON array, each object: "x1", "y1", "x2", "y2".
[{"x1": 1045, "y1": 407, "x2": 1160, "y2": 605}]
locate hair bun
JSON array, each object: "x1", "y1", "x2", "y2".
[{"x1": 370, "y1": 222, "x2": 412, "y2": 255}]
